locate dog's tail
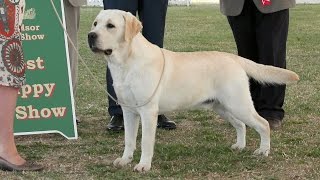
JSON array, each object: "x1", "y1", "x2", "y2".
[{"x1": 234, "y1": 57, "x2": 299, "y2": 85}]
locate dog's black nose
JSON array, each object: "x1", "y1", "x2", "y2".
[
  {"x1": 88, "y1": 32, "x2": 98, "y2": 50},
  {"x1": 88, "y1": 32, "x2": 97, "y2": 40}
]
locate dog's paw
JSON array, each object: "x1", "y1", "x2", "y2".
[
  {"x1": 133, "y1": 163, "x2": 151, "y2": 172},
  {"x1": 253, "y1": 147, "x2": 270, "y2": 157},
  {"x1": 113, "y1": 157, "x2": 132, "y2": 167},
  {"x1": 231, "y1": 143, "x2": 245, "y2": 150}
]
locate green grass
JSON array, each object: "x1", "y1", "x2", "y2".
[{"x1": 1, "y1": 4, "x2": 320, "y2": 179}]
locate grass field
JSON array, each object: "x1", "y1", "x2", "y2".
[{"x1": 1, "y1": 4, "x2": 320, "y2": 179}]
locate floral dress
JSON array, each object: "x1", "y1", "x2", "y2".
[{"x1": 0, "y1": 0, "x2": 25, "y2": 88}]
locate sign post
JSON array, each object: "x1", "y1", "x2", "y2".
[{"x1": 14, "y1": 0, "x2": 77, "y2": 139}]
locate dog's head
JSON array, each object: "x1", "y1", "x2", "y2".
[{"x1": 88, "y1": 10, "x2": 142, "y2": 57}]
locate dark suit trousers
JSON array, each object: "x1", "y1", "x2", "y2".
[
  {"x1": 227, "y1": 0, "x2": 289, "y2": 120},
  {"x1": 103, "y1": 0, "x2": 168, "y2": 116}
]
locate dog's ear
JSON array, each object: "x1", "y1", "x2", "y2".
[{"x1": 123, "y1": 12, "x2": 142, "y2": 42}]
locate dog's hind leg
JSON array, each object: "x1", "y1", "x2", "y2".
[
  {"x1": 114, "y1": 108, "x2": 140, "y2": 167},
  {"x1": 133, "y1": 110, "x2": 158, "y2": 172},
  {"x1": 225, "y1": 103, "x2": 270, "y2": 156},
  {"x1": 217, "y1": 85, "x2": 270, "y2": 156},
  {"x1": 251, "y1": 113, "x2": 271, "y2": 156},
  {"x1": 214, "y1": 105, "x2": 246, "y2": 150}
]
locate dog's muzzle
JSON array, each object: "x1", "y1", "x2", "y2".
[{"x1": 88, "y1": 32, "x2": 113, "y2": 55}]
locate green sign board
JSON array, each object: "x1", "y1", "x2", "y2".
[{"x1": 13, "y1": 0, "x2": 77, "y2": 139}]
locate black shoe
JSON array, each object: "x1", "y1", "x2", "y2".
[
  {"x1": 107, "y1": 115, "x2": 176, "y2": 131},
  {"x1": 76, "y1": 116, "x2": 81, "y2": 125},
  {"x1": 157, "y1": 115, "x2": 176, "y2": 130},
  {"x1": 107, "y1": 115, "x2": 124, "y2": 132},
  {"x1": 267, "y1": 118, "x2": 282, "y2": 130}
]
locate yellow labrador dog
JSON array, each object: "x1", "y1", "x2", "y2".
[{"x1": 88, "y1": 10, "x2": 299, "y2": 172}]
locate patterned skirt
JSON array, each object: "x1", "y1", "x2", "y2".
[{"x1": 0, "y1": 0, "x2": 26, "y2": 88}]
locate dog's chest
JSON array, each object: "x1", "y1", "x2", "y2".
[
  {"x1": 108, "y1": 62, "x2": 159, "y2": 107},
  {"x1": 113, "y1": 83, "x2": 138, "y2": 105},
  {"x1": 108, "y1": 65, "x2": 138, "y2": 104}
]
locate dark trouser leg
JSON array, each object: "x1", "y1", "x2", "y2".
[
  {"x1": 103, "y1": 0, "x2": 168, "y2": 116},
  {"x1": 227, "y1": 0, "x2": 289, "y2": 120},
  {"x1": 103, "y1": 0, "x2": 138, "y2": 15},
  {"x1": 103, "y1": 0, "x2": 176, "y2": 130},
  {"x1": 227, "y1": 0, "x2": 260, "y2": 114},
  {"x1": 138, "y1": 0, "x2": 176, "y2": 130},
  {"x1": 103, "y1": 0, "x2": 138, "y2": 116},
  {"x1": 138, "y1": 0, "x2": 168, "y2": 48},
  {"x1": 254, "y1": 9, "x2": 289, "y2": 120},
  {"x1": 106, "y1": 68, "x2": 123, "y2": 116}
]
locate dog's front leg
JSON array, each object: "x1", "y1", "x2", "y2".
[
  {"x1": 133, "y1": 111, "x2": 158, "y2": 172},
  {"x1": 114, "y1": 108, "x2": 139, "y2": 168}
]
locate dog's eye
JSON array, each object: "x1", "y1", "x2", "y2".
[
  {"x1": 93, "y1": 21, "x2": 97, "y2": 26},
  {"x1": 107, "y1": 23, "x2": 115, "y2": 29}
]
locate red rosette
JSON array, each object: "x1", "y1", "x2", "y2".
[{"x1": 261, "y1": 0, "x2": 271, "y2": 6}]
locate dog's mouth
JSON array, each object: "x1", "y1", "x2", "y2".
[
  {"x1": 90, "y1": 46, "x2": 113, "y2": 56},
  {"x1": 104, "y1": 49, "x2": 113, "y2": 55}
]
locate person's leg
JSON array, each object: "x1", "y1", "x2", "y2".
[
  {"x1": 0, "y1": 86, "x2": 25, "y2": 165},
  {"x1": 138, "y1": 0, "x2": 168, "y2": 48},
  {"x1": 103, "y1": 0, "x2": 175, "y2": 130},
  {"x1": 64, "y1": 1, "x2": 80, "y2": 122},
  {"x1": 0, "y1": 86, "x2": 43, "y2": 171},
  {"x1": 103, "y1": 0, "x2": 138, "y2": 131},
  {"x1": 138, "y1": 0, "x2": 176, "y2": 129},
  {"x1": 254, "y1": 9, "x2": 289, "y2": 124},
  {"x1": 104, "y1": 0, "x2": 138, "y2": 113},
  {"x1": 227, "y1": 0, "x2": 262, "y2": 114},
  {"x1": 227, "y1": 0, "x2": 289, "y2": 129},
  {"x1": 103, "y1": 0, "x2": 138, "y2": 15},
  {"x1": 64, "y1": 0, "x2": 79, "y2": 95}
]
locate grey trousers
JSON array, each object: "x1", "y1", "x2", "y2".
[{"x1": 64, "y1": 0, "x2": 80, "y2": 95}]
